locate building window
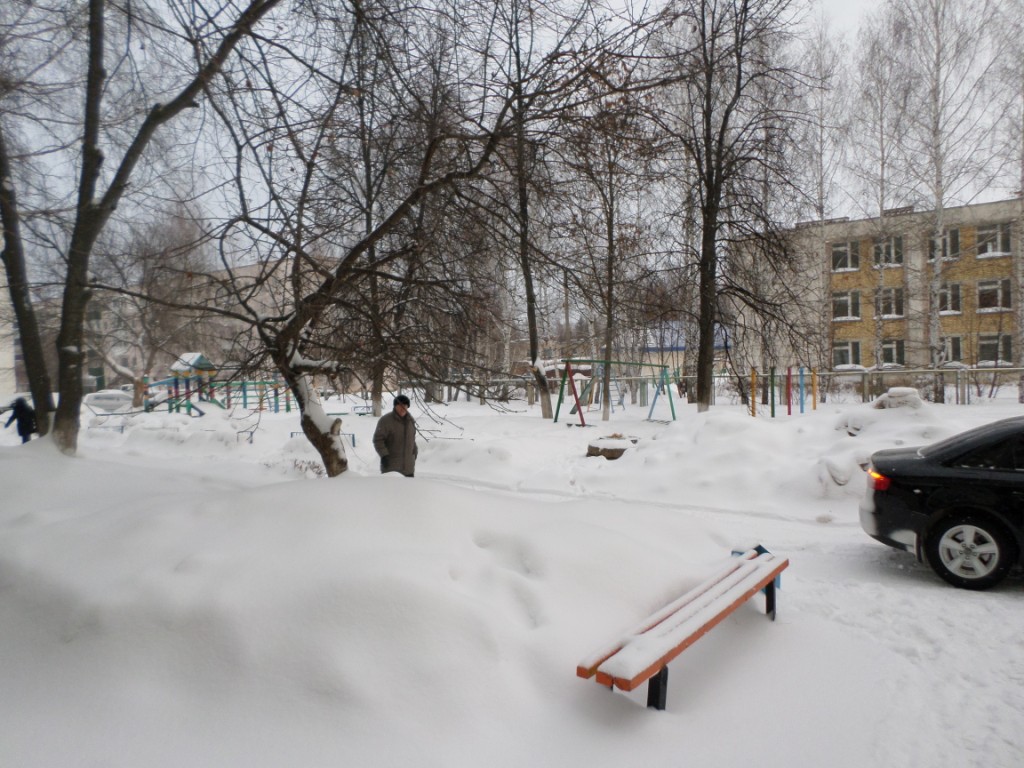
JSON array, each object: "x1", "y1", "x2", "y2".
[
  {"x1": 938, "y1": 283, "x2": 961, "y2": 314},
  {"x1": 942, "y1": 336, "x2": 962, "y2": 363},
  {"x1": 833, "y1": 341, "x2": 861, "y2": 368},
  {"x1": 875, "y1": 286, "x2": 904, "y2": 318},
  {"x1": 929, "y1": 228, "x2": 960, "y2": 260},
  {"x1": 831, "y1": 241, "x2": 860, "y2": 271},
  {"x1": 977, "y1": 223, "x2": 1011, "y2": 257},
  {"x1": 832, "y1": 291, "x2": 861, "y2": 320},
  {"x1": 977, "y1": 278, "x2": 1011, "y2": 311},
  {"x1": 881, "y1": 339, "x2": 905, "y2": 365},
  {"x1": 873, "y1": 235, "x2": 903, "y2": 267},
  {"x1": 978, "y1": 334, "x2": 1012, "y2": 365}
]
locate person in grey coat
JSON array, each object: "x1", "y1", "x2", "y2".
[{"x1": 372, "y1": 394, "x2": 418, "y2": 477}]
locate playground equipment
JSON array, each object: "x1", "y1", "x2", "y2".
[
  {"x1": 144, "y1": 353, "x2": 218, "y2": 415},
  {"x1": 749, "y1": 366, "x2": 819, "y2": 418},
  {"x1": 145, "y1": 354, "x2": 288, "y2": 414},
  {"x1": 554, "y1": 359, "x2": 677, "y2": 426},
  {"x1": 145, "y1": 375, "x2": 300, "y2": 416},
  {"x1": 137, "y1": 354, "x2": 311, "y2": 416}
]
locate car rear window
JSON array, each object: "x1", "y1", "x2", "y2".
[{"x1": 919, "y1": 421, "x2": 1024, "y2": 458}]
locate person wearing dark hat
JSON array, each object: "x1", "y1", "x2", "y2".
[
  {"x1": 372, "y1": 394, "x2": 418, "y2": 477},
  {"x1": 4, "y1": 398, "x2": 38, "y2": 444}
]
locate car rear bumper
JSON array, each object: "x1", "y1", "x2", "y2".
[{"x1": 860, "y1": 494, "x2": 922, "y2": 555}]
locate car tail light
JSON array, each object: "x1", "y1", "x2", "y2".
[{"x1": 868, "y1": 468, "x2": 891, "y2": 491}]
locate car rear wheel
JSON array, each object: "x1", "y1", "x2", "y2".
[{"x1": 925, "y1": 513, "x2": 1017, "y2": 590}]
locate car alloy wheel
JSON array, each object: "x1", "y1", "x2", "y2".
[{"x1": 925, "y1": 514, "x2": 1016, "y2": 590}]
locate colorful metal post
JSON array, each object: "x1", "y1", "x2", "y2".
[
  {"x1": 659, "y1": 367, "x2": 676, "y2": 420},
  {"x1": 567, "y1": 363, "x2": 586, "y2": 427},
  {"x1": 786, "y1": 367, "x2": 792, "y2": 416},
  {"x1": 554, "y1": 365, "x2": 568, "y2": 423}
]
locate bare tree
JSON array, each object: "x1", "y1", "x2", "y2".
[
  {"x1": 652, "y1": 0, "x2": 806, "y2": 411},
  {"x1": 88, "y1": 212, "x2": 220, "y2": 405},
  {"x1": 994, "y1": 0, "x2": 1024, "y2": 197},
  {"x1": 991, "y1": 0, "x2": 1024, "y2": 399},
  {"x1": 897, "y1": 0, "x2": 1005, "y2": 395},
  {"x1": 846, "y1": 5, "x2": 916, "y2": 372},
  {"x1": 0, "y1": 1, "x2": 80, "y2": 432},
  {"x1": 0, "y1": 0, "x2": 285, "y2": 452},
  {"x1": 194, "y1": 0, "x2": 626, "y2": 475},
  {"x1": 796, "y1": 12, "x2": 849, "y2": 224},
  {"x1": 799, "y1": 15, "x2": 849, "y2": 374},
  {"x1": 486, "y1": 0, "x2": 614, "y2": 420},
  {"x1": 555, "y1": 85, "x2": 658, "y2": 420}
]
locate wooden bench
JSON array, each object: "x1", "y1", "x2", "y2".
[
  {"x1": 88, "y1": 422, "x2": 126, "y2": 433},
  {"x1": 352, "y1": 405, "x2": 373, "y2": 416},
  {"x1": 576, "y1": 548, "x2": 789, "y2": 711}
]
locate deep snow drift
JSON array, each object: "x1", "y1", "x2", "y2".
[{"x1": 2, "y1": 389, "x2": 1022, "y2": 767}]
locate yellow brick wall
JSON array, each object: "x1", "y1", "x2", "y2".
[{"x1": 821, "y1": 201, "x2": 1022, "y2": 368}]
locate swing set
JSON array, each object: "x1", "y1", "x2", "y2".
[{"x1": 554, "y1": 359, "x2": 677, "y2": 426}]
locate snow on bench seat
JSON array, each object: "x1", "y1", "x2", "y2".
[{"x1": 576, "y1": 549, "x2": 789, "y2": 709}]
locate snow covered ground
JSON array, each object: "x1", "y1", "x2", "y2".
[{"x1": 2, "y1": 387, "x2": 1022, "y2": 767}]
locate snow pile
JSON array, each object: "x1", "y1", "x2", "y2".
[{"x1": 2, "y1": 394, "x2": 1023, "y2": 767}]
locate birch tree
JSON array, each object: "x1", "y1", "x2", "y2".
[
  {"x1": 848, "y1": 5, "x2": 915, "y2": 371},
  {"x1": 896, "y1": 0, "x2": 1004, "y2": 390},
  {"x1": 793, "y1": 13, "x2": 849, "y2": 373}
]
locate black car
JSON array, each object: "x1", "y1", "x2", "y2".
[{"x1": 861, "y1": 416, "x2": 1024, "y2": 590}]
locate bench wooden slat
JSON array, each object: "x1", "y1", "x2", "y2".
[
  {"x1": 576, "y1": 551, "x2": 788, "y2": 693},
  {"x1": 598, "y1": 555, "x2": 785, "y2": 685},
  {"x1": 576, "y1": 551, "x2": 766, "y2": 678},
  {"x1": 576, "y1": 555, "x2": 753, "y2": 678}
]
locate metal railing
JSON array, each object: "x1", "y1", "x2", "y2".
[{"x1": 678, "y1": 366, "x2": 1024, "y2": 411}]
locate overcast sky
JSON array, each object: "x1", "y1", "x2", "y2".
[{"x1": 817, "y1": 0, "x2": 881, "y2": 34}]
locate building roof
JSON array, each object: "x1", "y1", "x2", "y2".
[{"x1": 170, "y1": 352, "x2": 217, "y2": 372}]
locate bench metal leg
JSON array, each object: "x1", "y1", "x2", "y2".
[
  {"x1": 647, "y1": 666, "x2": 668, "y2": 710},
  {"x1": 765, "y1": 579, "x2": 777, "y2": 620}
]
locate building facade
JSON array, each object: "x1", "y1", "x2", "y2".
[{"x1": 793, "y1": 198, "x2": 1024, "y2": 371}]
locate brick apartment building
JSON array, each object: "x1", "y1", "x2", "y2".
[{"x1": 791, "y1": 197, "x2": 1024, "y2": 371}]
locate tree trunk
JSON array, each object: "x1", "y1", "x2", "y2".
[
  {"x1": 0, "y1": 127, "x2": 55, "y2": 433},
  {"x1": 514, "y1": 116, "x2": 552, "y2": 419},
  {"x1": 53, "y1": 230, "x2": 98, "y2": 454},
  {"x1": 696, "y1": 212, "x2": 719, "y2": 412},
  {"x1": 275, "y1": 355, "x2": 349, "y2": 477},
  {"x1": 25, "y1": 0, "x2": 283, "y2": 454},
  {"x1": 300, "y1": 409, "x2": 349, "y2": 477},
  {"x1": 601, "y1": 176, "x2": 616, "y2": 422},
  {"x1": 371, "y1": 362, "x2": 385, "y2": 417}
]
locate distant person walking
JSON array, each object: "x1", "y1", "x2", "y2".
[
  {"x1": 373, "y1": 394, "x2": 418, "y2": 477},
  {"x1": 5, "y1": 398, "x2": 38, "y2": 444}
]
